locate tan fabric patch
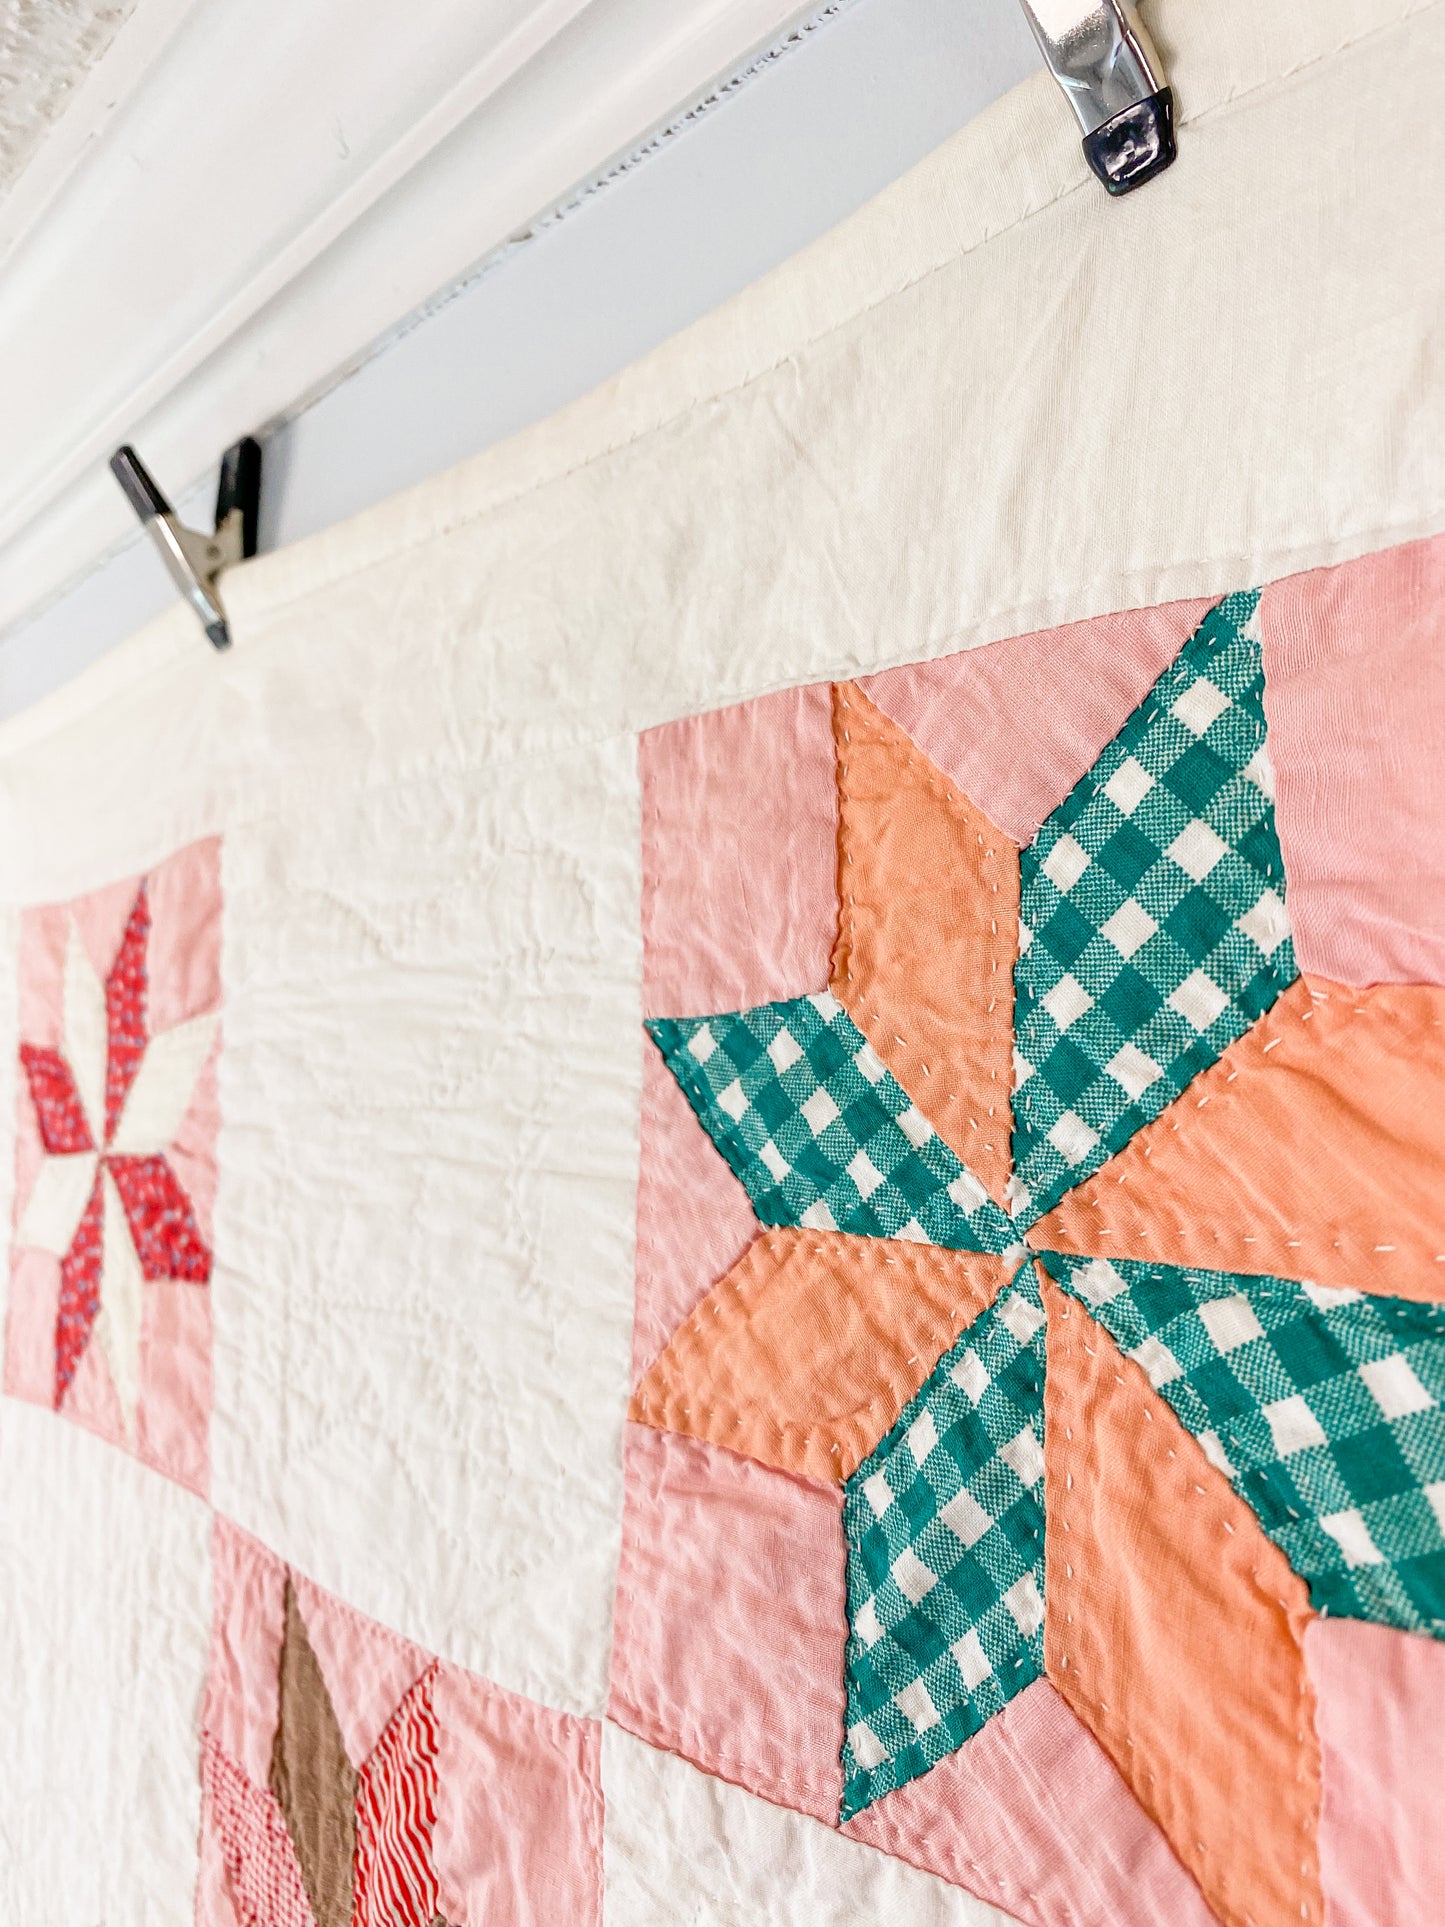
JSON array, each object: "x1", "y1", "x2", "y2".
[{"x1": 269, "y1": 1577, "x2": 358, "y2": 1927}]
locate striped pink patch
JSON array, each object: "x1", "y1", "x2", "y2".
[
  {"x1": 201, "y1": 1731, "x2": 313, "y2": 1927},
  {"x1": 353, "y1": 1662, "x2": 443, "y2": 1927}
]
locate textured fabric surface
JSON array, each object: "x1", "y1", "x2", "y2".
[
  {"x1": 1037, "y1": 975, "x2": 1445, "y2": 1303},
  {"x1": 1043, "y1": 1279, "x2": 1320, "y2": 1927},
  {"x1": 843, "y1": 1678, "x2": 1219, "y2": 1927},
  {"x1": 609, "y1": 1423, "x2": 847, "y2": 1825},
  {"x1": 648, "y1": 992, "x2": 1014, "y2": 1253},
  {"x1": 841, "y1": 1269, "x2": 1046, "y2": 1819},
  {"x1": 1042, "y1": 1252, "x2": 1445, "y2": 1635},
  {"x1": 0, "y1": 0, "x2": 1441, "y2": 1916},
  {"x1": 630, "y1": 1230, "x2": 1016, "y2": 1483},
  {"x1": 1013, "y1": 592, "x2": 1296, "y2": 1218},
  {"x1": 830, "y1": 680, "x2": 1018, "y2": 1205},
  {"x1": 1262, "y1": 532, "x2": 1445, "y2": 988}
]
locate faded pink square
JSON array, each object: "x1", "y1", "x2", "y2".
[
  {"x1": 845, "y1": 1678, "x2": 1218, "y2": 1927},
  {"x1": 1262, "y1": 532, "x2": 1445, "y2": 987},
  {"x1": 7, "y1": 834, "x2": 222, "y2": 1493},
  {"x1": 608, "y1": 1421, "x2": 848, "y2": 1823},
  {"x1": 201, "y1": 1517, "x2": 604, "y2": 1927}
]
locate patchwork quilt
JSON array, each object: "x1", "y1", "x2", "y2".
[{"x1": 1, "y1": 4, "x2": 1442, "y2": 1922}]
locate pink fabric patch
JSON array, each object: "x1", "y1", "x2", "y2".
[
  {"x1": 200, "y1": 1734, "x2": 315, "y2": 1927},
  {"x1": 1262, "y1": 533, "x2": 1445, "y2": 987},
  {"x1": 860, "y1": 598, "x2": 1214, "y2": 847},
  {"x1": 432, "y1": 1663, "x2": 604, "y2": 1927},
  {"x1": 845, "y1": 1677, "x2": 1216, "y2": 1926},
  {"x1": 206, "y1": 1518, "x2": 288, "y2": 1788},
  {"x1": 291, "y1": 1570, "x2": 429, "y2": 1771},
  {"x1": 7, "y1": 835, "x2": 222, "y2": 1490},
  {"x1": 609, "y1": 1422, "x2": 847, "y2": 1823},
  {"x1": 640, "y1": 684, "x2": 838, "y2": 1020},
  {"x1": 1307, "y1": 1617, "x2": 1445, "y2": 1926},
  {"x1": 632, "y1": 1043, "x2": 759, "y2": 1382}
]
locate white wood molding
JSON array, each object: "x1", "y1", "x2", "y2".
[{"x1": 0, "y1": 0, "x2": 829, "y2": 637}]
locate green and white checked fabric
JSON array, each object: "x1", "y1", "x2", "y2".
[
  {"x1": 647, "y1": 991, "x2": 1015, "y2": 1255},
  {"x1": 840, "y1": 1264, "x2": 1046, "y2": 1820},
  {"x1": 1013, "y1": 592, "x2": 1298, "y2": 1221},
  {"x1": 1041, "y1": 1251, "x2": 1445, "y2": 1635}
]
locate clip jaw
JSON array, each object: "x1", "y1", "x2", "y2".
[
  {"x1": 1018, "y1": 0, "x2": 1175, "y2": 195},
  {"x1": 109, "y1": 438, "x2": 261, "y2": 650}
]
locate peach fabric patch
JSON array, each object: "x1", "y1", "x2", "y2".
[
  {"x1": 630, "y1": 1228, "x2": 1016, "y2": 1482},
  {"x1": 608, "y1": 1422, "x2": 848, "y2": 1824},
  {"x1": 1043, "y1": 1275, "x2": 1321, "y2": 1927},
  {"x1": 844, "y1": 1677, "x2": 1217, "y2": 1927},
  {"x1": 831, "y1": 680, "x2": 1018, "y2": 1204},
  {"x1": 1035, "y1": 977, "x2": 1445, "y2": 1303},
  {"x1": 1262, "y1": 533, "x2": 1445, "y2": 988}
]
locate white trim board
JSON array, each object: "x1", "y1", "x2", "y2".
[{"x1": 0, "y1": 0, "x2": 1040, "y2": 716}]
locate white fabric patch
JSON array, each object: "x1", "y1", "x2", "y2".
[
  {"x1": 1099, "y1": 899, "x2": 1158, "y2": 960},
  {"x1": 1265, "y1": 1394, "x2": 1329, "y2": 1457},
  {"x1": 61, "y1": 918, "x2": 108, "y2": 1144},
  {"x1": 863, "y1": 1472, "x2": 893, "y2": 1520},
  {"x1": 1002, "y1": 1573, "x2": 1044, "y2": 1637},
  {"x1": 897, "y1": 1106, "x2": 933, "y2": 1148},
  {"x1": 1103, "y1": 757, "x2": 1155, "y2": 817},
  {"x1": 997, "y1": 1426, "x2": 1045, "y2": 1489},
  {"x1": 906, "y1": 1411, "x2": 939, "y2": 1465},
  {"x1": 854, "y1": 1598, "x2": 884, "y2": 1649},
  {"x1": 1166, "y1": 819, "x2": 1229, "y2": 882},
  {"x1": 1105, "y1": 1043, "x2": 1163, "y2": 1100},
  {"x1": 848, "y1": 1149, "x2": 885, "y2": 1200},
  {"x1": 801, "y1": 1088, "x2": 839, "y2": 1137},
  {"x1": 1042, "y1": 974, "x2": 1093, "y2": 1031},
  {"x1": 951, "y1": 1350, "x2": 990, "y2": 1405},
  {"x1": 108, "y1": 1012, "x2": 218, "y2": 1157},
  {"x1": 759, "y1": 1139, "x2": 790, "y2": 1182},
  {"x1": 0, "y1": 1401, "x2": 211, "y2": 1917},
  {"x1": 1199, "y1": 1429, "x2": 1236, "y2": 1478},
  {"x1": 893, "y1": 1678, "x2": 941, "y2": 1733},
  {"x1": 853, "y1": 1041, "x2": 889, "y2": 1086},
  {"x1": 1168, "y1": 969, "x2": 1230, "y2": 1032},
  {"x1": 938, "y1": 1487, "x2": 992, "y2": 1550},
  {"x1": 1359, "y1": 1355, "x2": 1434, "y2": 1421},
  {"x1": 686, "y1": 1023, "x2": 717, "y2": 1064},
  {"x1": 16, "y1": 1148, "x2": 98, "y2": 1255},
  {"x1": 1170, "y1": 677, "x2": 1230, "y2": 737},
  {"x1": 891, "y1": 1548, "x2": 938, "y2": 1605},
  {"x1": 1041, "y1": 834, "x2": 1089, "y2": 894},
  {"x1": 1320, "y1": 1509, "x2": 1386, "y2": 1568},
  {"x1": 799, "y1": 1201, "x2": 838, "y2": 1232},
  {"x1": 1198, "y1": 1293, "x2": 1265, "y2": 1355},
  {"x1": 947, "y1": 1169, "x2": 989, "y2": 1213},
  {"x1": 1129, "y1": 1336, "x2": 1183, "y2": 1389},
  {"x1": 847, "y1": 1721, "x2": 889, "y2": 1772},
  {"x1": 950, "y1": 1629, "x2": 993, "y2": 1691},
  {"x1": 997, "y1": 1292, "x2": 1045, "y2": 1347},
  {"x1": 1072, "y1": 1258, "x2": 1127, "y2": 1307},
  {"x1": 767, "y1": 1029, "x2": 801, "y2": 1074},
  {"x1": 1047, "y1": 1110, "x2": 1099, "y2": 1164},
  {"x1": 1238, "y1": 889, "x2": 1291, "y2": 956},
  {"x1": 716, "y1": 1079, "x2": 749, "y2": 1122},
  {"x1": 212, "y1": 743, "x2": 638, "y2": 1718},
  {"x1": 97, "y1": 1166, "x2": 146, "y2": 1438}
]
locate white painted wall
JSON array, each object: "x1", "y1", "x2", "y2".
[{"x1": 0, "y1": 0, "x2": 1039, "y2": 716}]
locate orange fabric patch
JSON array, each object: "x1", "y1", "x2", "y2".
[
  {"x1": 1042, "y1": 1272, "x2": 1321, "y2": 1927},
  {"x1": 1034, "y1": 977, "x2": 1445, "y2": 1302},
  {"x1": 629, "y1": 1229, "x2": 1017, "y2": 1483},
  {"x1": 830, "y1": 680, "x2": 1018, "y2": 1206}
]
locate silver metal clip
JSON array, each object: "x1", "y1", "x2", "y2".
[
  {"x1": 109, "y1": 438, "x2": 261, "y2": 650},
  {"x1": 1017, "y1": 1, "x2": 1175, "y2": 195}
]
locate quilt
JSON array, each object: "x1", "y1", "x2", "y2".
[{"x1": 1, "y1": 3, "x2": 1443, "y2": 1923}]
